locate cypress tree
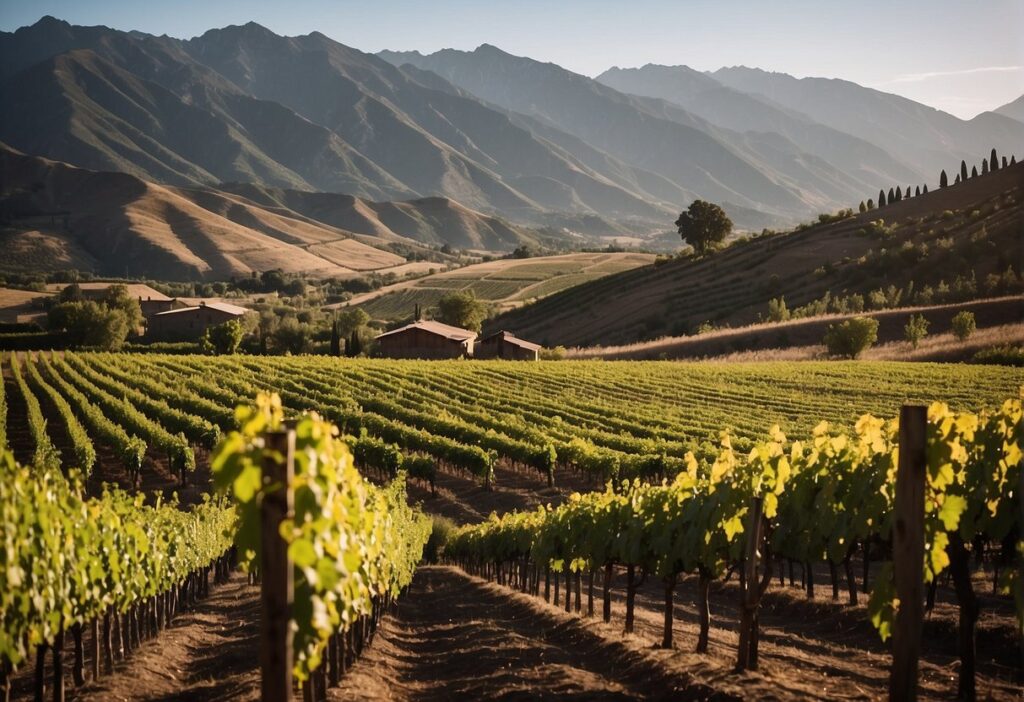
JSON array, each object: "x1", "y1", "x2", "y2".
[
  {"x1": 878, "y1": 189, "x2": 886, "y2": 207},
  {"x1": 990, "y1": 148, "x2": 999, "y2": 171},
  {"x1": 960, "y1": 160, "x2": 968, "y2": 181},
  {"x1": 922, "y1": 184, "x2": 928, "y2": 194},
  {"x1": 915, "y1": 186, "x2": 920, "y2": 196},
  {"x1": 939, "y1": 170, "x2": 948, "y2": 188},
  {"x1": 982, "y1": 159, "x2": 989, "y2": 175},
  {"x1": 1011, "y1": 155, "x2": 1016, "y2": 165},
  {"x1": 330, "y1": 320, "x2": 341, "y2": 356},
  {"x1": 347, "y1": 330, "x2": 362, "y2": 357},
  {"x1": 858, "y1": 201, "x2": 866, "y2": 213},
  {"x1": 867, "y1": 198, "x2": 875, "y2": 210},
  {"x1": 888, "y1": 187, "x2": 896, "y2": 201},
  {"x1": 894, "y1": 186, "x2": 902, "y2": 201},
  {"x1": 955, "y1": 174, "x2": 961, "y2": 184},
  {"x1": 1002, "y1": 156, "x2": 1008, "y2": 168},
  {"x1": 971, "y1": 165, "x2": 978, "y2": 178}
]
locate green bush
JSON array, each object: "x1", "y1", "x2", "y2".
[
  {"x1": 422, "y1": 516, "x2": 457, "y2": 563},
  {"x1": 904, "y1": 314, "x2": 930, "y2": 349},
  {"x1": 971, "y1": 345, "x2": 1024, "y2": 367},
  {"x1": 823, "y1": 317, "x2": 879, "y2": 359},
  {"x1": 951, "y1": 311, "x2": 976, "y2": 341},
  {"x1": 539, "y1": 345, "x2": 567, "y2": 360}
]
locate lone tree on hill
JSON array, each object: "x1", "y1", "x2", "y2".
[
  {"x1": 675, "y1": 200, "x2": 732, "y2": 255},
  {"x1": 960, "y1": 160, "x2": 968, "y2": 181},
  {"x1": 940, "y1": 170, "x2": 948, "y2": 188},
  {"x1": 990, "y1": 148, "x2": 999, "y2": 171},
  {"x1": 878, "y1": 189, "x2": 886, "y2": 207}
]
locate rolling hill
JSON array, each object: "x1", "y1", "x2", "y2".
[
  {"x1": 329, "y1": 252, "x2": 656, "y2": 322},
  {"x1": 487, "y1": 161, "x2": 1024, "y2": 347},
  {"x1": 0, "y1": 146, "x2": 551, "y2": 280}
]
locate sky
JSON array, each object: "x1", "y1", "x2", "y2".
[{"x1": 1, "y1": 0, "x2": 1022, "y2": 118}]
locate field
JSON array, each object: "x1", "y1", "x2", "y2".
[
  {"x1": 2, "y1": 353, "x2": 1021, "y2": 700},
  {"x1": 337, "y1": 252, "x2": 656, "y2": 321}
]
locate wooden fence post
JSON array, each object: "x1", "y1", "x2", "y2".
[
  {"x1": 889, "y1": 405, "x2": 926, "y2": 702},
  {"x1": 736, "y1": 495, "x2": 764, "y2": 671},
  {"x1": 261, "y1": 429, "x2": 295, "y2": 702}
]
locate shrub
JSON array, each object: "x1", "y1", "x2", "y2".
[
  {"x1": 422, "y1": 516, "x2": 457, "y2": 563},
  {"x1": 767, "y1": 296, "x2": 790, "y2": 322},
  {"x1": 951, "y1": 311, "x2": 976, "y2": 341},
  {"x1": 823, "y1": 317, "x2": 879, "y2": 359},
  {"x1": 971, "y1": 345, "x2": 1024, "y2": 367},
  {"x1": 539, "y1": 345, "x2": 567, "y2": 360},
  {"x1": 904, "y1": 314, "x2": 929, "y2": 349},
  {"x1": 940, "y1": 210, "x2": 955, "y2": 220}
]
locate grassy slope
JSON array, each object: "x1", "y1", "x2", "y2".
[
  {"x1": 571, "y1": 296, "x2": 1023, "y2": 360},
  {"x1": 489, "y1": 163, "x2": 1024, "y2": 347},
  {"x1": 336, "y1": 252, "x2": 656, "y2": 322}
]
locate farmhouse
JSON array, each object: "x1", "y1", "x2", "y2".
[
  {"x1": 475, "y1": 330, "x2": 541, "y2": 360},
  {"x1": 147, "y1": 300, "x2": 249, "y2": 340},
  {"x1": 375, "y1": 320, "x2": 476, "y2": 359}
]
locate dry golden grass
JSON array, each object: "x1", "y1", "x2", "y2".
[{"x1": 660, "y1": 323, "x2": 1024, "y2": 364}]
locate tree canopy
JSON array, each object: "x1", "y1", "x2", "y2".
[
  {"x1": 437, "y1": 290, "x2": 489, "y2": 332},
  {"x1": 675, "y1": 200, "x2": 732, "y2": 255}
]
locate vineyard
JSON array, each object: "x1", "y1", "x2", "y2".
[{"x1": 0, "y1": 353, "x2": 1021, "y2": 700}]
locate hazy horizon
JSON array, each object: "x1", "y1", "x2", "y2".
[{"x1": 1, "y1": 0, "x2": 1021, "y2": 119}]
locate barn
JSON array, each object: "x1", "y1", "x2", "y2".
[
  {"x1": 475, "y1": 331, "x2": 541, "y2": 361},
  {"x1": 375, "y1": 320, "x2": 476, "y2": 359},
  {"x1": 147, "y1": 300, "x2": 249, "y2": 340}
]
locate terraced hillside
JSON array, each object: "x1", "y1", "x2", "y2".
[
  {"x1": 489, "y1": 162, "x2": 1024, "y2": 347},
  {"x1": 332, "y1": 252, "x2": 656, "y2": 322}
]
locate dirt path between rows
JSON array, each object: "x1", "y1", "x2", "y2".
[
  {"x1": 65, "y1": 572, "x2": 262, "y2": 702},
  {"x1": 331, "y1": 565, "x2": 730, "y2": 701}
]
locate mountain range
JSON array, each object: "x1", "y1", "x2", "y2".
[{"x1": 1, "y1": 16, "x2": 1022, "y2": 277}]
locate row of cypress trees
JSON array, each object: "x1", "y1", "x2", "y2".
[{"x1": 861, "y1": 148, "x2": 1017, "y2": 211}]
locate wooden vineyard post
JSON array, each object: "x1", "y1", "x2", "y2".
[
  {"x1": 736, "y1": 496, "x2": 764, "y2": 672},
  {"x1": 888, "y1": 405, "x2": 926, "y2": 702},
  {"x1": 261, "y1": 429, "x2": 295, "y2": 702},
  {"x1": 1019, "y1": 467, "x2": 1023, "y2": 685}
]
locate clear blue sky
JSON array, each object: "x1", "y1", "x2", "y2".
[{"x1": 2, "y1": 0, "x2": 1021, "y2": 118}]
